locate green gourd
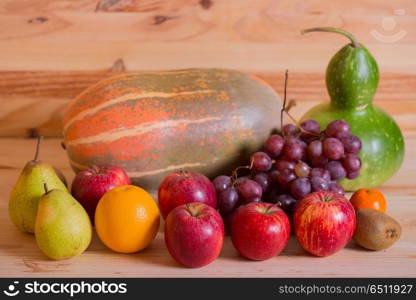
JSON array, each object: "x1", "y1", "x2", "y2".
[{"x1": 301, "y1": 27, "x2": 404, "y2": 191}]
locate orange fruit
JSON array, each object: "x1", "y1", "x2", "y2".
[
  {"x1": 95, "y1": 185, "x2": 160, "y2": 253},
  {"x1": 350, "y1": 188, "x2": 386, "y2": 213}
]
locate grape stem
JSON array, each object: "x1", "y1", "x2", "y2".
[
  {"x1": 231, "y1": 165, "x2": 250, "y2": 185},
  {"x1": 280, "y1": 71, "x2": 320, "y2": 138},
  {"x1": 280, "y1": 70, "x2": 289, "y2": 133}
]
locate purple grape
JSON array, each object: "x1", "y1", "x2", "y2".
[
  {"x1": 268, "y1": 169, "x2": 280, "y2": 184},
  {"x1": 265, "y1": 188, "x2": 281, "y2": 204},
  {"x1": 264, "y1": 134, "x2": 285, "y2": 158},
  {"x1": 328, "y1": 182, "x2": 345, "y2": 195},
  {"x1": 300, "y1": 120, "x2": 320, "y2": 140},
  {"x1": 285, "y1": 136, "x2": 307, "y2": 149},
  {"x1": 223, "y1": 212, "x2": 235, "y2": 234},
  {"x1": 241, "y1": 196, "x2": 262, "y2": 205},
  {"x1": 237, "y1": 179, "x2": 263, "y2": 199},
  {"x1": 294, "y1": 161, "x2": 311, "y2": 178},
  {"x1": 310, "y1": 176, "x2": 329, "y2": 192},
  {"x1": 282, "y1": 124, "x2": 299, "y2": 137},
  {"x1": 253, "y1": 172, "x2": 271, "y2": 192},
  {"x1": 275, "y1": 159, "x2": 295, "y2": 171},
  {"x1": 250, "y1": 151, "x2": 272, "y2": 172},
  {"x1": 310, "y1": 168, "x2": 331, "y2": 181},
  {"x1": 342, "y1": 154, "x2": 361, "y2": 172},
  {"x1": 235, "y1": 176, "x2": 249, "y2": 187},
  {"x1": 296, "y1": 137, "x2": 308, "y2": 149},
  {"x1": 213, "y1": 175, "x2": 232, "y2": 193},
  {"x1": 277, "y1": 169, "x2": 297, "y2": 186},
  {"x1": 341, "y1": 135, "x2": 362, "y2": 154},
  {"x1": 218, "y1": 187, "x2": 239, "y2": 215},
  {"x1": 275, "y1": 194, "x2": 297, "y2": 216},
  {"x1": 323, "y1": 137, "x2": 345, "y2": 160},
  {"x1": 285, "y1": 136, "x2": 301, "y2": 144},
  {"x1": 307, "y1": 140, "x2": 323, "y2": 158},
  {"x1": 325, "y1": 161, "x2": 347, "y2": 180},
  {"x1": 282, "y1": 138, "x2": 305, "y2": 161},
  {"x1": 347, "y1": 170, "x2": 360, "y2": 179},
  {"x1": 325, "y1": 120, "x2": 350, "y2": 139},
  {"x1": 310, "y1": 155, "x2": 329, "y2": 167},
  {"x1": 290, "y1": 177, "x2": 311, "y2": 200}
]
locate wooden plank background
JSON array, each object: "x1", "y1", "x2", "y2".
[{"x1": 0, "y1": 0, "x2": 415, "y2": 137}]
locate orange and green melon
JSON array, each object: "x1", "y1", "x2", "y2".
[{"x1": 63, "y1": 68, "x2": 282, "y2": 190}]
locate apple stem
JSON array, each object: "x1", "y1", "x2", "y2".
[
  {"x1": 264, "y1": 204, "x2": 274, "y2": 215},
  {"x1": 43, "y1": 183, "x2": 49, "y2": 194},
  {"x1": 33, "y1": 136, "x2": 43, "y2": 161},
  {"x1": 320, "y1": 193, "x2": 335, "y2": 202},
  {"x1": 185, "y1": 203, "x2": 201, "y2": 217},
  {"x1": 178, "y1": 169, "x2": 190, "y2": 177}
]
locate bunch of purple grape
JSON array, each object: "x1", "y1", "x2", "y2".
[{"x1": 212, "y1": 119, "x2": 362, "y2": 220}]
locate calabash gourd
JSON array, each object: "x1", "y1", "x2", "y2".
[{"x1": 301, "y1": 28, "x2": 404, "y2": 190}]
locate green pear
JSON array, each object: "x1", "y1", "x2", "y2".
[
  {"x1": 8, "y1": 137, "x2": 68, "y2": 233},
  {"x1": 53, "y1": 167, "x2": 68, "y2": 188},
  {"x1": 35, "y1": 184, "x2": 92, "y2": 260}
]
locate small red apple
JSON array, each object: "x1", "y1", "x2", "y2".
[
  {"x1": 293, "y1": 190, "x2": 356, "y2": 257},
  {"x1": 164, "y1": 202, "x2": 224, "y2": 268},
  {"x1": 71, "y1": 165, "x2": 131, "y2": 222},
  {"x1": 158, "y1": 171, "x2": 217, "y2": 219},
  {"x1": 231, "y1": 202, "x2": 290, "y2": 261}
]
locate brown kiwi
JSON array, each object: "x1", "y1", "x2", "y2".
[{"x1": 353, "y1": 209, "x2": 401, "y2": 250}]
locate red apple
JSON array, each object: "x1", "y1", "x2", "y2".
[
  {"x1": 158, "y1": 171, "x2": 217, "y2": 219},
  {"x1": 231, "y1": 202, "x2": 290, "y2": 261},
  {"x1": 293, "y1": 190, "x2": 356, "y2": 257},
  {"x1": 164, "y1": 202, "x2": 224, "y2": 268},
  {"x1": 71, "y1": 165, "x2": 131, "y2": 222}
]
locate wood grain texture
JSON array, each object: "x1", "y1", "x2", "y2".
[
  {"x1": 0, "y1": 137, "x2": 415, "y2": 277},
  {"x1": 0, "y1": 71, "x2": 415, "y2": 137},
  {"x1": 0, "y1": 0, "x2": 415, "y2": 137},
  {"x1": 0, "y1": 0, "x2": 415, "y2": 71}
]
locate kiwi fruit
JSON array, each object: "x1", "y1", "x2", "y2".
[{"x1": 353, "y1": 209, "x2": 401, "y2": 251}]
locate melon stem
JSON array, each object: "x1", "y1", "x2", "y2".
[{"x1": 301, "y1": 27, "x2": 360, "y2": 48}]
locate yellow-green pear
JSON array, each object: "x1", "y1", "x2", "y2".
[
  {"x1": 8, "y1": 137, "x2": 68, "y2": 233},
  {"x1": 35, "y1": 184, "x2": 92, "y2": 260}
]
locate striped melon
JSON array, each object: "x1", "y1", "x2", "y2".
[{"x1": 63, "y1": 68, "x2": 282, "y2": 190}]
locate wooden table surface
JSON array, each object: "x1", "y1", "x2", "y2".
[
  {"x1": 0, "y1": 131, "x2": 415, "y2": 278},
  {"x1": 0, "y1": 0, "x2": 415, "y2": 278}
]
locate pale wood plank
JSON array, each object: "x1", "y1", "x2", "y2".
[
  {"x1": 0, "y1": 0, "x2": 414, "y2": 72},
  {"x1": 0, "y1": 0, "x2": 415, "y2": 137},
  {"x1": 0, "y1": 71, "x2": 414, "y2": 137}
]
